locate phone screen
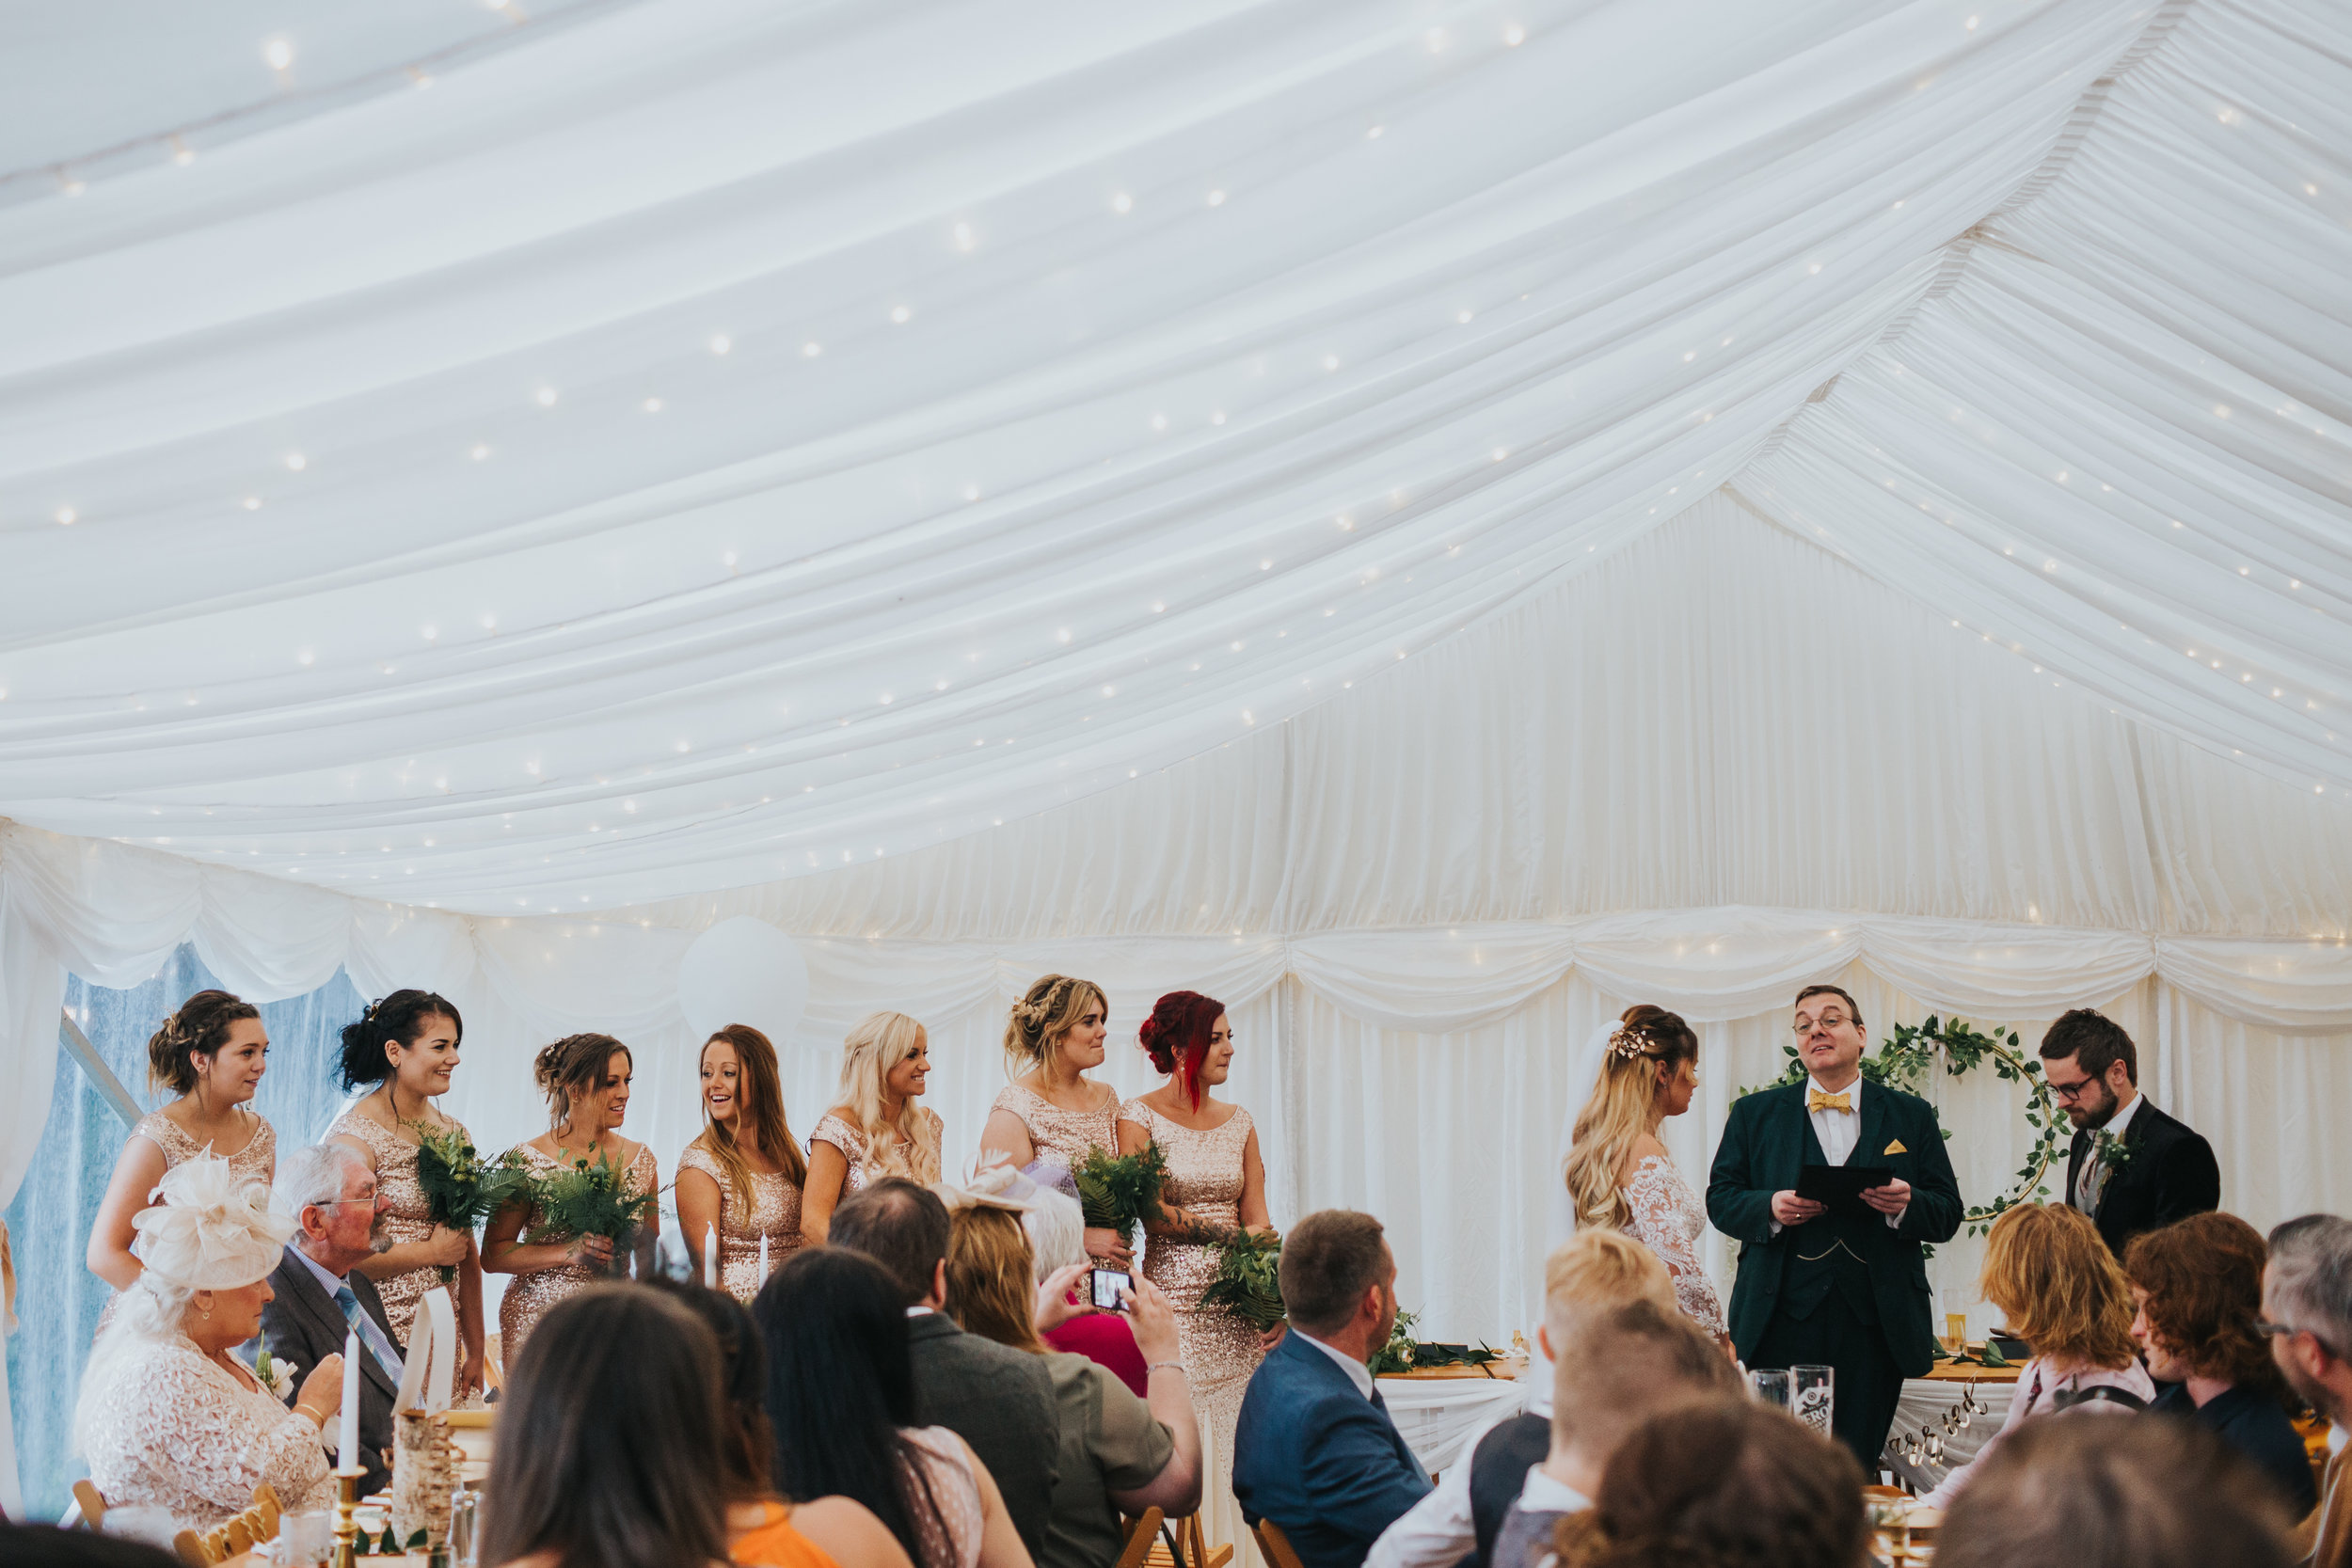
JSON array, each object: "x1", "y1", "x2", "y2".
[{"x1": 1089, "y1": 1268, "x2": 1133, "y2": 1311}]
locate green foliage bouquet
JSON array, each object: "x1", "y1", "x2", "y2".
[
  {"x1": 1200, "y1": 1230, "x2": 1286, "y2": 1332},
  {"x1": 533, "y1": 1150, "x2": 658, "y2": 1274},
  {"x1": 1075, "y1": 1143, "x2": 1168, "y2": 1238},
  {"x1": 413, "y1": 1130, "x2": 532, "y2": 1281}
]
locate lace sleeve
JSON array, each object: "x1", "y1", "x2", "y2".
[
  {"x1": 108, "y1": 1344, "x2": 330, "y2": 1523},
  {"x1": 1622, "y1": 1155, "x2": 1727, "y2": 1342}
]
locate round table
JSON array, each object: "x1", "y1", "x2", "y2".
[{"x1": 1375, "y1": 1366, "x2": 1534, "y2": 1474}]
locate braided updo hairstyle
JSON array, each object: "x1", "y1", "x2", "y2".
[
  {"x1": 337, "y1": 989, "x2": 464, "y2": 1090},
  {"x1": 534, "y1": 1033, "x2": 630, "y2": 1129},
  {"x1": 1138, "y1": 990, "x2": 1227, "y2": 1109},
  {"x1": 146, "y1": 989, "x2": 262, "y2": 1096},
  {"x1": 1002, "y1": 974, "x2": 1106, "y2": 1080},
  {"x1": 1556, "y1": 1399, "x2": 1867, "y2": 1568}
]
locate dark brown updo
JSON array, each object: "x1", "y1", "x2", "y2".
[
  {"x1": 338, "y1": 989, "x2": 464, "y2": 1090},
  {"x1": 534, "y1": 1033, "x2": 630, "y2": 1126},
  {"x1": 147, "y1": 989, "x2": 262, "y2": 1095}
]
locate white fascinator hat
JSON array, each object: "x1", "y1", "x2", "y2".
[{"x1": 132, "y1": 1152, "x2": 295, "y2": 1291}]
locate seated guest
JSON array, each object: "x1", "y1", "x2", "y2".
[
  {"x1": 648, "y1": 1279, "x2": 913, "y2": 1568},
  {"x1": 1232, "y1": 1210, "x2": 1432, "y2": 1568},
  {"x1": 1368, "y1": 1230, "x2": 1679, "y2": 1568},
  {"x1": 480, "y1": 1284, "x2": 731, "y2": 1568},
  {"x1": 2124, "y1": 1212, "x2": 2317, "y2": 1513},
  {"x1": 831, "y1": 1179, "x2": 1061, "y2": 1560},
  {"x1": 2264, "y1": 1214, "x2": 2352, "y2": 1568},
  {"x1": 1920, "y1": 1203, "x2": 2154, "y2": 1509},
  {"x1": 943, "y1": 1187, "x2": 1201, "y2": 1568},
  {"x1": 1492, "y1": 1299, "x2": 1742, "y2": 1568},
  {"x1": 2041, "y1": 1008, "x2": 2219, "y2": 1259},
  {"x1": 261, "y1": 1143, "x2": 403, "y2": 1496},
  {"x1": 757, "y1": 1247, "x2": 1033, "y2": 1568},
  {"x1": 0, "y1": 1525, "x2": 181, "y2": 1568},
  {"x1": 1023, "y1": 1174, "x2": 1149, "y2": 1397},
  {"x1": 74, "y1": 1155, "x2": 342, "y2": 1528},
  {"x1": 1936, "y1": 1411, "x2": 2294, "y2": 1568},
  {"x1": 1553, "y1": 1399, "x2": 1866, "y2": 1568}
]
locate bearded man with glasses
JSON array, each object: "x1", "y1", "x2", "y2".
[
  {"x1": 1707, "y1": 984, "x2": 1963, "y2": 1473},
  {"x1": 2261, "y1": 1214, "x2": 2352, "y2": 1568},
  {"x1": 2039, "y1": 1008, "x2": 2218, "y2": 1260}
]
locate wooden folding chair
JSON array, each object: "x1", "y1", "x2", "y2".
[
  {"x1": 71, "y1": 1479, "x2": 109, "y2": 1529},
  {"x1": 171, "y1": 1527, "x2": 218, "y2": 1567},
  {"x1": 1251, "y1": 1519, "x2": 1307, "y2": 1568},
  {"x1": 1115, "y1": 1508, "x2": 1166, "y2": 1568}
]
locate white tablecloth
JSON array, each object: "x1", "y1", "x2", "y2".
[
  {"x1": 1880, "y1": 1378, "x2": 2014, "y2": 1493},
  {"x1": 1376, "y1": 1370, "x2": 1534, "y2": 1474}
]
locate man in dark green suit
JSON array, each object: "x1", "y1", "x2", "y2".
[{"x1": 1707, "y1": 984, "x2": 1963, "y2": 1472}]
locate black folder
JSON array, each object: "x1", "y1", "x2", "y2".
[{"x1": 1797, "y1": 1163, "x2": 1896, "y2": 1216}]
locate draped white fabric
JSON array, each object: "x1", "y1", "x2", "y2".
[{"x1": 12, "y1": 0, "x2": 2345, "y2": 911}]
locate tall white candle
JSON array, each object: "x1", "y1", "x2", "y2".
[
  {"x1": 339, "y1": 1329, "x2": 359, "y2": 1470},
  {"x1": 705, "y1": 1222, "x2": 720, "y2": 1289},
  {"x1": 759, "y1": 1231, "x2": 770, "y2": 1282}
]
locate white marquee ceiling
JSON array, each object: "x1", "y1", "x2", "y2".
[{"x1": 0, "y1": 0, "x2": 2344, "y2": 914}]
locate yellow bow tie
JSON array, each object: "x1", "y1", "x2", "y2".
[{"x1": 1807, "y1": 1090, "x2": 1853, "y2": 1115}]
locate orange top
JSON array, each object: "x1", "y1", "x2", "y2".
[{"x1": 731, "y1": 1499, "x2": 839, "y2": 1568}]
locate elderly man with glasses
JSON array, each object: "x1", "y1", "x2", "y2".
[
  {"x1": 2039, "y1": 1008, "x2": 2218, "y2": 1260},
  {"x1": 261, "y1": 1142, "x2": 404, "y2": 1493},
  {"x1": 2262, "y1": 1215, "x2": 2352, "y2": 1568},
  {"x1": 1707, "y1": 983, "x2": 1963, "y2": 1474}
]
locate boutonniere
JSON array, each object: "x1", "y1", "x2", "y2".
[
  {"x1": 2091, "y1": 1128, "x2": 2136, "y2": 1172},
  {"x1": 253, "y1": 1331, "x2": 299, "y2": 1402}
]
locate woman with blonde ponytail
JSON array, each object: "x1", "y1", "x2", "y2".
[
  {"x1": 1560, "y1": 1005, "x2": 1726, "y2": 1346},
  {"x1": 803, "y1": 1011, "x2": 944, "y2": 1244},
  {"x1": 979, "y1": 974, "x2": 1129, "y2": 1268}
]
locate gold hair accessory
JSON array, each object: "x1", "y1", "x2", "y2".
[{"x1": 1607, "y1": 1026, "x2": 1647, "y2": 1061}]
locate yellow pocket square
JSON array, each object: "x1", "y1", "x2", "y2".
[{"x1": 1883, "y1": 1139, "x2": 1907, "y2": 1155}]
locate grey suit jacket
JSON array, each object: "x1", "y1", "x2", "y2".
[
  {"x1": 259, "y1": 1244, "x2": 402, "y2": 1495},
  {"x1": 905, "y1": 1310, "x2": 1060, "y2": 1559}
]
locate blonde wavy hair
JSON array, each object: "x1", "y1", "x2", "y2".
[
  {"x1": 1980, "y1": 1203, "x2": 2139, "y2": 1370},
  {"x1": 1002, "y1": 974, "x2": 1106, "y2": 1081},
  {"x1": 1563, "y1": 1006, "x2": 1700, "y2": 1233},
  {"x1": 838, "y1": 1011, "x2": 942, "y2": 1183}
]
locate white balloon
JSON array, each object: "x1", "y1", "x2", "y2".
[{"x1": 676, "y1": 916, "x2": 809, "y2": 1046}]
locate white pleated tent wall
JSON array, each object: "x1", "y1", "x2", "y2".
[{"x1": 3, "y1": 0, "x2": 2349, "y2": 1363}]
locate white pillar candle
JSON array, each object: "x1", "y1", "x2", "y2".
[
  {"x1": 759, "y1": 1232, "x2": 770, "y2": 1282},
  {"x1": 339, "y1": 1329, "x2": 359, "y2": 1471},
  {"x1": 705, "y1": 1222, "x2": 719, "y2": 1289}
]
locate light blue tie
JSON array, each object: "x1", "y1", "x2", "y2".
[{"x1": 334, "y1": 1283, "x2": 406, "y2": 1382}]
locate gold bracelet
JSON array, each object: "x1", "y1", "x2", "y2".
[{"x1": 294, "y1": 1403, "x2": 329, "y2": 1426}]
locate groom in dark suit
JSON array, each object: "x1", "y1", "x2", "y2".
[
  {"x1": 1708, "y1": 985, "x2": 1963, "y2": 1472},
  {"x1": 259, "y1": 1144, "x2": 405, "y2": 1494},
  {"x1": 2041, "y1": 1008, "x2": 2219, "y2": 1259}
]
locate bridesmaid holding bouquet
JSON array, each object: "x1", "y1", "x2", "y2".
[
  {"x1": 1117, "y1": 990, "x2": 1274, "y2": 1557},
  {"x1": 325, "y1": 990, "x2": 487, "y2": 1392},
  {"x1": 979, "y1": 974, "x2": 1131, "y2": 1268}
]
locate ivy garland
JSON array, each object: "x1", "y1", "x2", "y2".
[{"x1": 1740, "y1": 1014, "x2": 2064, "y2": 1237}]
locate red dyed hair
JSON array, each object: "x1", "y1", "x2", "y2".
[{"x1": 1139, "y1": 990, "x2": 1227, "y2": 1109}]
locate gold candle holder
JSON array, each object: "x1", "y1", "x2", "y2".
[{"x1": 332, "y1": 1465, "x2": 368, "y2": 1568}]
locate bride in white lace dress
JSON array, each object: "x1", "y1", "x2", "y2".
[{"x1": 1556, "y1": 1006, "x2": 1727, "y2": 1347}]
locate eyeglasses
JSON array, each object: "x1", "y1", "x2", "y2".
[
  {"x1": 2046, "y1": 1076, "x2": 2099, "y2": 1102},
  {"x1": 2256, "y1": 1319, "x2": 2340, "y2": 1358},
  {"x1": 1790, "y1": 1012, "x2": 1852, "y2": 1036}
]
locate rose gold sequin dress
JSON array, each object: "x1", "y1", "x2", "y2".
[
  {"x1": 810, "y1": 1107, "x2": 945, "y2": 1191},
  {"x1": 326, "y1": 1106, "x2": 474, "y2": 1347},
  {"x1": 1120, "y1": 1099, "x2": 1263, "y2": 1560},
  {"x1": 495, "y1": 1140, "x2": 658, "y2": 1362},
  {"x1": 677, "y1": 1138, "x2": 804, "y2": 1301},
  {"x1": 992, "y1": 1082, "x2": 1122, "y2": 1263},
  {"x1": 98, "y1": 1109, "x2": 277, "y2": 1334}
]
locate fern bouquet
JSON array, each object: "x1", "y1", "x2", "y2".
[
  {"x1": 1075, "y1": 1143, "x2": 1168, "y2": 1239},
  {"x1": 532, "y1": 1151, "x2": 658, "y2": 1275},
  {"x1": 1200, "y1": 1229, "x2": 1287, "y2": 1332},
  {"x1": 413, "y1": 1130, "x2": 532, "y2": 1282}
]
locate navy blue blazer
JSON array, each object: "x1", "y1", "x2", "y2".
[{"x1": 1232, "y1": 1330, "x2": 1432, "y2": 1568}]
